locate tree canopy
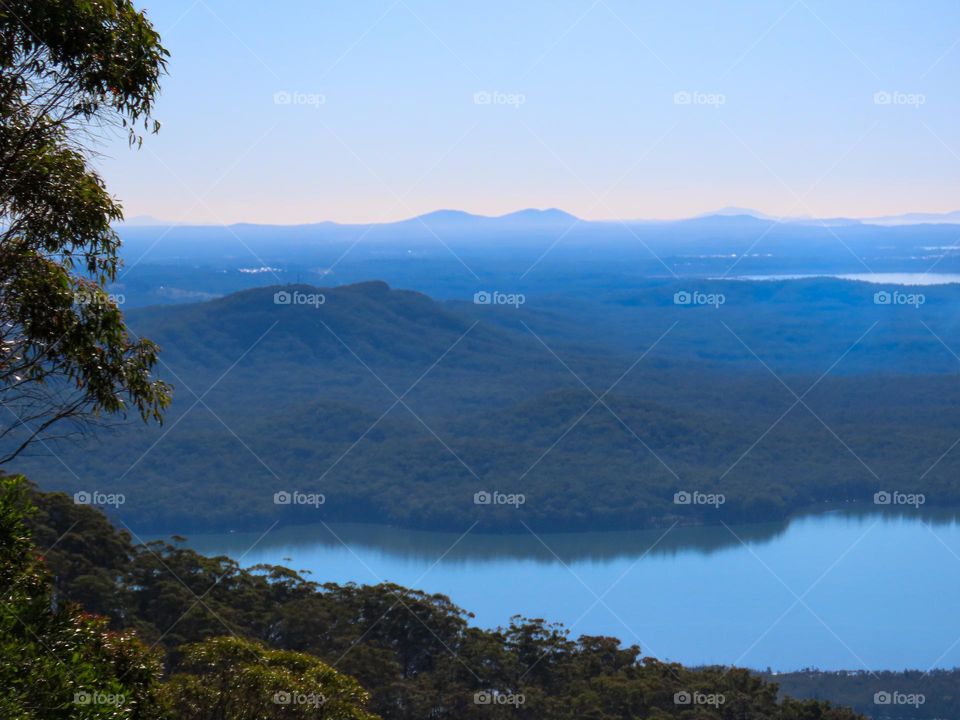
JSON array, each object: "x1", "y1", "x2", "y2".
[
  {"x1": 0, "y1": 475, "x2": 164, "y2": 720},
  {"x1": 0, "y1": 0, "x2": 170, "y2": 460},
  {"x1": 12, "y1": 477, "x2": 868, "y2": 720}
]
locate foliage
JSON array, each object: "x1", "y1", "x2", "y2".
[
  {"x1": 0, "y1": 0, "x2": 170, "y2": 460},
  {"x1": 765, "y1": 669, "x2": 960, "y2": 720},
  {"x1": 15, "y1": 282, "x2": 960, "y2": 534},
  {"x1": 23, "y1": 479, "x2": 867, "y2": 720},
  {"x1": 0, "y1": 474, "x2": 164, "y2": 720},
  {"x1": 159, "y1": 636, "x2": 378, "y2": 720}
]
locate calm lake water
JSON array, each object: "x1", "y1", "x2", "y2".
[
  {"x1": 186, "y1": 510, "x2": 960, "y2": 671},
  {"x1": 725, "y1": 272, "x2": 960, "y2": 285}
]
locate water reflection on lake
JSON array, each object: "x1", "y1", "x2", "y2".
[{"x1": 184, "y1": 508, "x2": 960, "y2": 671}]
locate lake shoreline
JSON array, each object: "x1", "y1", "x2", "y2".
[
  {"x1": 146, "y1": 501, "x2": 960, "y2": 546},
  {"x1": 176, "y1": 508, "x2": 960, "y2": 672}
]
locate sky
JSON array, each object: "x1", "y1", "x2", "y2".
[{"x1": 99, "y1": 0, "x2": 960, "y2": 225}]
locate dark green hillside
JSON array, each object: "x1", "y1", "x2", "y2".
[
  {"x1": 485, "y1": 277, "x2": 960, "y2": 376},
  {"x1": 126, "y1": 281, "x2": 593, "y2": 414},
  {"x1": 12, "y1": 282, "x2": 960, "y2": 533},
  {"x1": 762, "y1": 669, "x2": 960, "y2": 720}
]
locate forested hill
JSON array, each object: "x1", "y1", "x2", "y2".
[
  {"x1": 11, "y1": 280, "x2": 960, "y2": 533},
  {"x1": 762, "y1": 670, "x2": 960, "y2": 720}
]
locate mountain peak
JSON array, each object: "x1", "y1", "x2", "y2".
[
  {"x1": 411, "y1": 209, "x2": 480, "y2": 223},
  {"x1": 863, "y1": 209, "x2": 960, "y2": 226},
  {"x1": 117, "y1": 214, "x2": 177, "y2": 227},
  {"x1": 405, "y1": 207, "x2": 580, "y2": 226},
  {"x1": 699, "y1": 206, "x2": 776, "y2": 220},
  {"x1": 499, "y1": 207, "x2": 579, "y2": 222}
]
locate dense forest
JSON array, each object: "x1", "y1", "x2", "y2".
[
  {"x1": 762, "y1": 670, "x2": 960, "y2": 720},
  {"x1": 3, "y1": 474, "x2": 874, "y2": 719},
  {"x1": 13, "y1": 281, "x2": 960, "y2": 534}
]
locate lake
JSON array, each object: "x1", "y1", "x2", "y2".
[
  {"x1": 186, "y1": 509, "x2": 960, "y2": 671},
  {"x1": 724, "y1": 272, "x2": 960, "y2": 285}
]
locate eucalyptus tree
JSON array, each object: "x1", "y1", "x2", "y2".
[{"x1": 0, "y1": 0, "x2": 171, "y2": 460}]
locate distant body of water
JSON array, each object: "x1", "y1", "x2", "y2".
[
  {"x1": 724, "y1": 272, "x2": 960, "y2": 285},
  {"x1": 185, "y1": 509, "x2": 960, "y2": 672}
]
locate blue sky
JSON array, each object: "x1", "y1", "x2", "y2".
[{"x1": 101, "y1": 0, "x2": 960, "y2": 224}]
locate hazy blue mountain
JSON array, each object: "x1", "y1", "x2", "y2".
[
  {"x1": 114, "y1": 206, "x2": 960, "y2": 264},
  {"x1": 864, "y1": 209, "x2": 960, "y2": 225},
  {"x1": 109, "y1": 206, "x2": 960, "y2": 314},
  {"x1": 117, "y1": 214, "x2": 178, "y2": 226},
  {"x1": 693, "y1": 206, "x2": 798, "y2": 221}
]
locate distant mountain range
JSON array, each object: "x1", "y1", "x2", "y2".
[
  {"x1": 861, "y1": 209, "x2": 960, "y2": 226},
  {"x1": 118, "y1": 207, "x2": 960, "y2": 229},
  {"x1": 107, "y1": 205, "x2": 960, "y2": 314}
]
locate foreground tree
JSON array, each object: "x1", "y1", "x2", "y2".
[
  {"x1": 0, "y1": 475, "x2": 164, "y2": 719},
  {"x1": 0, "y1": 0, "x2": 170, "y2": 460},
  {"x1": 23, "y1": 481, "x2": 869, "y2": 720},
  {"x1": 160, "y1": 636, "x2": 379, "y2": 720}
]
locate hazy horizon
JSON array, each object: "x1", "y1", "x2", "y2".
[
  {"x1": 119, "y1": 204, "x2": 960, "y2": 227},
  {"x1": 97, "y1": 0, "x2": 960, "y2": 225}
]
